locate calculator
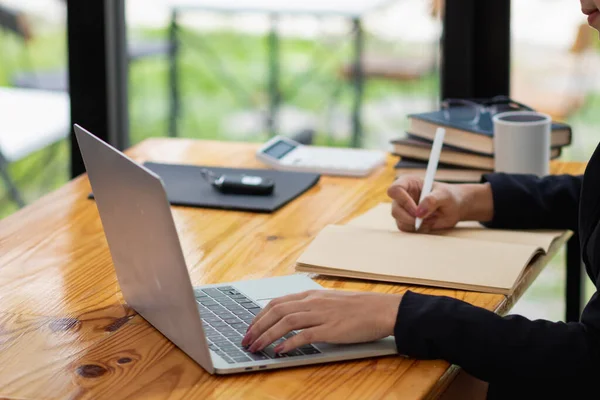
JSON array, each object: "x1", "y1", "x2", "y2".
[{"x1": 256, "y1": 136, "x2": 387, "y2": 177}]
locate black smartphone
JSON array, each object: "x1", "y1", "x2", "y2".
[{"x1": 212, "y1": 174, "x2": 275, "y2": 195}]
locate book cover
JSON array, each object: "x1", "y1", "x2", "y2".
[
  {"x1": 407, "y1": 108, "x2": 572, "y2": 154},
  {"x1": 407, "y1": 109, "x2": 571, "y2": 139}
]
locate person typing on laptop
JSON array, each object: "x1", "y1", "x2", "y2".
[
  {"x1": 244, "y1": 151, "x2": 596, "y2": 399},
  {"x1": 242, "y1": 2, "x2": 600, "y2": 396}
]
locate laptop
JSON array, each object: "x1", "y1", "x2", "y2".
[{"x1": 74, "y1": 124, "x2": 397, "y2": 374}]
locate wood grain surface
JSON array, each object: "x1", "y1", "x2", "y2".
[{"x1": 0, "y1": 138, "x2": 587, "y2": 400}]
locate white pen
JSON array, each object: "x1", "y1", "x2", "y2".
[{"x1": 415, "y1": 127, "x2": 446, "y2": 231}]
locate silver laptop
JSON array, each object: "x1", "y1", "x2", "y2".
[{"x1": 74, "y1": 124, "x2": 396, "y2": 374}]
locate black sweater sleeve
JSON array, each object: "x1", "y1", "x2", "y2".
[
  {"x1": 394, "y1": 173, "x2": 600, "y2": 396},
  {"x1": 395, "y1": 290, "x2": 600, "y2": 395},
  {"x1": 480, "y1": 173, "x2": 582, "y2": 231}
]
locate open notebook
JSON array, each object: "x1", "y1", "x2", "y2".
[{"x1": 296, "y1": 203, "x2": 572, "y2": 295}]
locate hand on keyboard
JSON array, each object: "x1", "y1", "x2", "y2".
[
  {"x1": 196, "y1": 286, "x2": 321, "y2": 363},
  {"x1": 241, "y1": 290, "x2": 403, "y2": 354}
]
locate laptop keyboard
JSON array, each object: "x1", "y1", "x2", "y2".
[{"x1": 195, "y1": 286, "x2": 321, "y2": 364}]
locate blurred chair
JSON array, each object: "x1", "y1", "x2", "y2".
[
  {"x1": 0, "y1": 3, "x2": 176, "y2": 132},
  {"x1": 11, "y1": 38, "x2": 170, "y2": 92},
  {"x1": 0, "y1": 4, "x2": 67, "y2": 91},
  {"x1": 326, "y1": 0, "x2": 441, "y2": 144},
  {"x1": 11, "y1": 37, "x2": 174, "y2": 93},
  {"x1": 338, "y1": 0, "x2": 441, "y2": 83},
  {"x1": 0, "y1": 5, "x2": 70, "y2": 207},
  {"x1": 338, "y1": 0, "x2": 441, "y2": 84},
  {"x1": 338, "y1": 55, "x2": 435, "y2": 84}
]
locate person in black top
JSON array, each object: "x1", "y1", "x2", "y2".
[{"x1": 243, "y1": 2, "x2": 600, "y2": 397}]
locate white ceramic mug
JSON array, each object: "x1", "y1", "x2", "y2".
[{"x1": 492, "y1": 111, "x2": 552, "y2": 176}]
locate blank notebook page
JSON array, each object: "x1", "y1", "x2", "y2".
[
  {"x1": 346, "y1": 202, "x2": 562, "y2": 252},
  {"x1": 296, "y1": 224, "x2": 543, "y2": 293}
]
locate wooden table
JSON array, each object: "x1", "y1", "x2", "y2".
[{"x1": 0, "y1": 139, "x2": 587, "y2": 399}]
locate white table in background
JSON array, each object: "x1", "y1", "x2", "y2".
[
  {"x1": 0, "y1": 87, "x2": 70, "y2": 207},
  {"x1": 163, "y1": 0, "x2": 394, "y2": 147}
]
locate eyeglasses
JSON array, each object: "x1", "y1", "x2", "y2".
[{"x1": 441, "y1": 95, "x2": 534, "y2": 125}]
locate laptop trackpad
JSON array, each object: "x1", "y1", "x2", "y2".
[
  {"x1": 233, "y1": 274, "x2": 324, "y2": 306},
  {"x1": 255, "y1": 299, "x2": 272, "y2": 308}
]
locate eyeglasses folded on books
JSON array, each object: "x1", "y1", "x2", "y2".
[{"x1": 441, "y1": 95, "x2": 534, "y2": 126}]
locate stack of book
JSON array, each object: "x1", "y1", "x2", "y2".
[{"x1": 391, "y1": 108, "x2": 572, "y2": 183}]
